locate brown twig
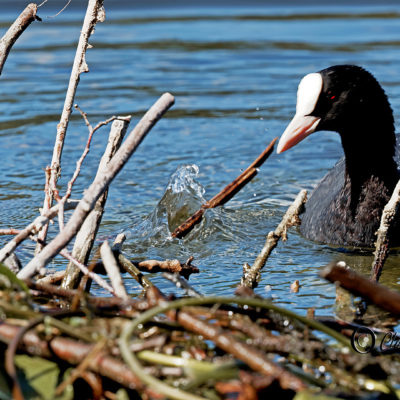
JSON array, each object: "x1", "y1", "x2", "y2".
[
  {"x1": 54, "y1": 337, "x2": 107, "y2": 396},
  {"x1": 136, "y1": 259, "x2": 199, "y2": 278},
  {"x1": 371, "y1": 179, "x2": 400, "y2": 282},
  {"x1": 17, "y1": 92, "x2": 175, "y2": 279},
  {"x1": 0, "y1": 322, "x2": 146, "y2": 392},
  {"x1": 171, "y1": 137, "x2": 278, "y2": 238},
  {"x1": 0, "y1": 3, "x2": 38, "y2": 76},
  {"x1": 240, "y1": 189, "x2": 307, "y2": 288},
  {"x1": 26, "y1": 280, "x2": 149, "y2": 312},
  {"x1": 0, "y1": 229, "x2": 21, "y2": 236},
  {"x1": 177, "y1": 310, "x2": 306, "y2": 391},
  {"x1": 321, "y1": 261, "x2": 400, "y2": 315}
]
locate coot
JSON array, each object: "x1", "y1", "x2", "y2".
[{"x1": 277, "y1": 65, "x2": 399, "y2": 247}]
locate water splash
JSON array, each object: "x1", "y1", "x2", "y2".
[{"x1": 124, "y1": 165, "x2": 207, "y2": 255}]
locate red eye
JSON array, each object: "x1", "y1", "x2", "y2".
[{"x1": 330, "y1": 95, "x2": 336, "y2": 100}]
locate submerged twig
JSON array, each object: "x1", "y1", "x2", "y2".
[
  {"x1": 17, "y1": 92, "x2": 175, "y2": 280},
  {"x1": 371, "y1": 179, "x2": 400, "y2": 282},
  {"x1": 321, "y1": 261, "x2": 400, "y2": 315},
  {"x1": 241, "y1": 189, "x2": 307, "y2": 288},
  {"x1": 0, "y1": 3, "x2": 38, "y2": 76},
  {"x1": 171, "y1": 137, "x2": 278, "y2": 238}
]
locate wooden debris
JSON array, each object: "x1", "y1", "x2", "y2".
[
  {"x1": 36, "y1": 0, "x2": 106, "y2": 253},
  {"x1": 17, "y1": 92, "x2": 175, "y2": 280},
  {"x1": 100, "y1": 241, "x2": 130, "y2": 301},
  {"x1": 371, "y1": 179, "x2": 400, "y2": 282},
  {"x1": 321, "y1": 261, "x2": 400, "y2": 315},
  {"x1": 172, "y1": 137, "x2": 277, "y2": 238},
  {"x1": 290, "y1": 280, "x2": 300, "y2": 293},
  {"x1": 62, "y1": 117, "x2": 130, "y2": 290},
  {"x1": 241, "y1": 189, "x2": 307, "y2": 288},
  {"x1": 0, "y1": 3, "x2": 38, "y2": 76}
]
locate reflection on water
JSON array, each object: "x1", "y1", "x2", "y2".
[{"x1": 0, "y1": 2, "x2": 400, "y2": 322}]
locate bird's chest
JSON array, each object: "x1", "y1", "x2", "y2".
[{"x1": 300, "y1": 170, "x2": 391, "y2": 247}]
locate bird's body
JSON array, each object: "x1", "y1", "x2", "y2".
[{"x1": 277, "y1": 65, "x2": 400, "y2": 248}]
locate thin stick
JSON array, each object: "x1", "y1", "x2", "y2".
[
  {"x1": 171, "y1": 137, "x2": 277, "y2": 238},
  {"x1": 321, "y1": 262, "x2": 400, "y2": 315},
  {"x1": 162, "y1": 272, "x2": 202, "y2": 298},
  {"x1": 0, "y1": 229, "x2": 21, "y2": 236},
  {"x1": 371, "y1": 179, "x2": 400, "y2": 282},
  {"x1": 100, "y1": 241, "x2": 129, "y2": 300},
  {"x1": 0, "y1": 3, "x2": 38, "y2": 76},
  {"x1": 0, "y1": 199, "x2": 79, "y2": 264},
  {"x1": 240, "y1": 189, "x2": 307, "y2": 288},
  {"x1": 17, "y1": 92, "x2": 175, "y2": 279},
  {"x1": 60, "y1": 249, "x2": 116, "y2": 296},
  {"x1": 36, "y1": 0, "x2": 105, "y2": 253},
  {"x1": 117, "y1": 253, "x2": 154, "y2": 289}
]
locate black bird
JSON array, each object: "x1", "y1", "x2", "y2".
[{"x1": 277, "y1": 65, "x2": 399, "y2": 247}]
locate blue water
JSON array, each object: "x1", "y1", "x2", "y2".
[{"x1": 1, "y1": 2, "x2": 400, "y2": 320}]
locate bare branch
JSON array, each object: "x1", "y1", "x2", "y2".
[
  {"x1": 100, "y1": 241, "x2": 129, "y2": 300},
  {"x1": 36, "y1": 0, "x2": 105, "y2": 253},
  {"x1": 240, "y1": 189, "x2": 307, "y2": 288},
  {"x1": 61, "y1": 117, "x2": 130, "y2": 289},
  {"x1": 371, "y1": 179, "x2": 400, "y2": 282},
  {"x1": 17, "y1": 92, "x2": 175, "y2": 279},
  {"x1": 0, "y1": 3, "x2": 38, "y2": 76},
  {"x1": 60, "y1": 249, "x2": 116, "y2": 296},
  {"x1": 0, "y1": 199, "x2": 79, "y2": 263}
]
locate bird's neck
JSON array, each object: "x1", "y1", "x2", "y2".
[{"x1": 340, "y1": 123, "x2": 398, "y2": 208}]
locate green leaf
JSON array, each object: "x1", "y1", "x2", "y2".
[
  {"x1": 0, "y1": 366, "x2": 12, "y2": 400},
  {"x1": 294, "y1": 391, "x2": 345, "y2": 400},
  {"x1": 15, "y1": 355, "x2": 73, "y2": 400},
  {"x1": 0, "y1": 263, "x2": 29, "y2": 294}
]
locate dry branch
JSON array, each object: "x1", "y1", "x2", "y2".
[
  {"x1": 0, "y1": 3, "x2": 38, "y2": 76},
  {"x1": 371, "y1": 179, "x2": 400, "y2": 282},
  {"x1": 62, "y1": 117, "x2": 130, "y2": 289},
  {"x1": 17, "y1": 92, "x2": 175, "y2": 280},
  {"x1": 100, "y1": 241, "x2": 129, "y2": 300},
  {"x1": 162, "y1": 271, "x2": 202, "y2": 298},
  {"x1": 177, "y1": 310, "x2": 306, "y2": 391},
  {"x1": 60, "y1": 249, "x2": 116, "y2": 296},
  {"x1": 0, "y1": 322, "x2": 144, "y2": 391},
  {"x1": 36, "y1": 0, "x2": 105, "y2": 253},
  {"x1": 321, "y1": 261, "x2": 400, "y2": 315},
  {"x1": 0, "y1": 199, "x2": 79, "y2": 264},
  {"x1": 171, "y1": 137, "x2": 277, "y2": 238},
  {"x1": 240, "y1": 189, "x2": 307, "y2": 288},
  {"x1": 136, "y1": 259, "x2": 199, "y2": 277}
]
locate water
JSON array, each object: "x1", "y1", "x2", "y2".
[{"x1": 1, "y1": 1, "x2": 400, "y2": 321}]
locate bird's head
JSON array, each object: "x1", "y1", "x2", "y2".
[{"x1": 277, "y1": 65, "x2": 394, "y2": 154}]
